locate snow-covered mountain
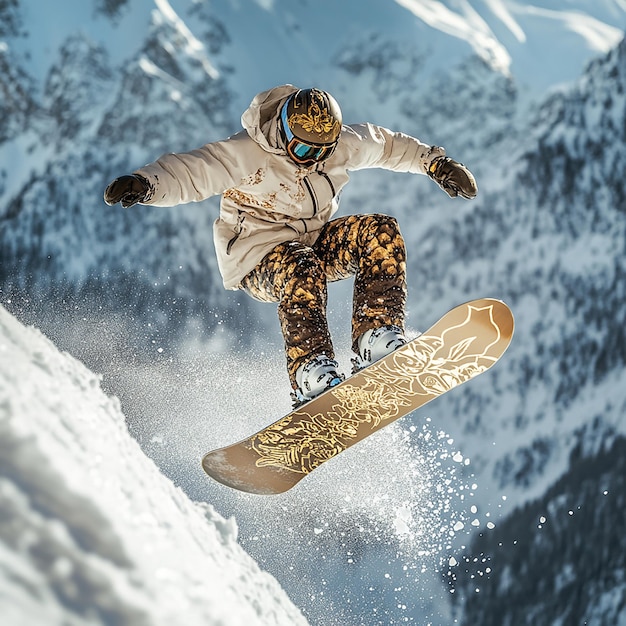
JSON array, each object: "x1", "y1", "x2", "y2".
[
  {"x1": 2, "y1": 0, "x2": 624, "y2": 347},
  {"x1": 0, "y1": 303, "x2": 307, "y2": 626},
  {"x1": 2, "y1": 1, "x2": 626, "y2": 624},
  {"x1": 444, "y1": 34, "x2": 626, "y2": 625},
  {"x1": 454, "y1": 435, "x2": 626, "y2": 625},
  {"x1": 410, "y1": 31, "x2": 626, "y2": 500}
]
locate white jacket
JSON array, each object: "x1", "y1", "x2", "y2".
[{"x1": 135, "y1": 85, "x2": 445, "y2": 290}]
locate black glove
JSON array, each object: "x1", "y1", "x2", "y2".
[
  {"x1": 104, "y1": 174, "x2": 150, "y2": 208},
  {"x1": 427, "y1": 156, "x2": 477, "y2": 199}
]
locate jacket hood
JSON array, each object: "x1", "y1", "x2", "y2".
[{"x1": 240, "y1": 84, "x2": 299, "y2": 154}]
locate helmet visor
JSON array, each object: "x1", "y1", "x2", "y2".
[{"x1": 280, "y1": 102, "x2": 337, "y2": 165}]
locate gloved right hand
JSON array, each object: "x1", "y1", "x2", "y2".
[
  {"x1": 104, "y1": 174, "x2": 149, "y2": 208},
  {"x1": 427, "y1": 156, "x2": 477, "y2": 200}
]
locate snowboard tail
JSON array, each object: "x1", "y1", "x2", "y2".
[{"x1": 202, "y1": 298, "x2": 514, "y2": 495}]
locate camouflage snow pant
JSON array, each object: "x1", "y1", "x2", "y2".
[{"x1": 240, "y1": 214, "x2": 407, "y2": 389}]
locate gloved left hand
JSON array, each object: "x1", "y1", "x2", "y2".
[
  {"x1": 104, "y1": 174, "x2": 150, "y2": 208},
  {"x1": 428, "y1": 156, "x2": 477, "y2": 199}
]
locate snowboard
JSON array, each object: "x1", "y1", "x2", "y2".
[{"x1": 202, "y1": 298, "x2": 514, "y2": 495}]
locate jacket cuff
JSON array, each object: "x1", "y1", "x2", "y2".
[{"x1": 423, "y1": 145, "x2": 446, "y2": 172}]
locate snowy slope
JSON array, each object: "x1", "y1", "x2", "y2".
[{"x1": 0, "y1": 304, "x2": 308, "y2": 626}]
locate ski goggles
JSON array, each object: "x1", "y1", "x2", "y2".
[{"x1": 280, "y1": 103, "x2": 337, "y2": 165}]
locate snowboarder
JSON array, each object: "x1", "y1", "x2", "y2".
[{"x1": 104, "y1": 85, "x2": 477, "y2": 405}]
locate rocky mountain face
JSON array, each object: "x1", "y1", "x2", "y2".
[
  {"x1": 433, "y1": 34, "x2": 626, "y2": 485},
  {"x1": 1, "y1": 1, "x2": 250, "y2": 355},
  {"x1": 446, "y1": 35, "x2": 626, "y2": 626},
  {"x1": 453, "y1": 435, "x2": 626, "y2": 625}
]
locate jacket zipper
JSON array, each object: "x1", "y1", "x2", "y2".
[
  {"x1": 226, "y1": 213, "x2": 245, "y2": 255},
  {"x1": 226, "y1": 232, "x2": 239, "y2": 255},
  {"x1": 302, "y1": 176, "x2": 318, "y2": 216},
  {"x1": 318, "y1": 171, "x2": 336, "y2": 198}
]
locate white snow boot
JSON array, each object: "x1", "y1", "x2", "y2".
[
  {"x1": 294, "y1": 355, "x2": 344, "y2": 405},
  {"x1": 354, "y1": 325, "x2": 407, "y2": 370}
]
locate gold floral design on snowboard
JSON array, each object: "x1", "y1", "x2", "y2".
[{"x1": 251, "y1": 303, "x2": 505, "y2": 475}]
